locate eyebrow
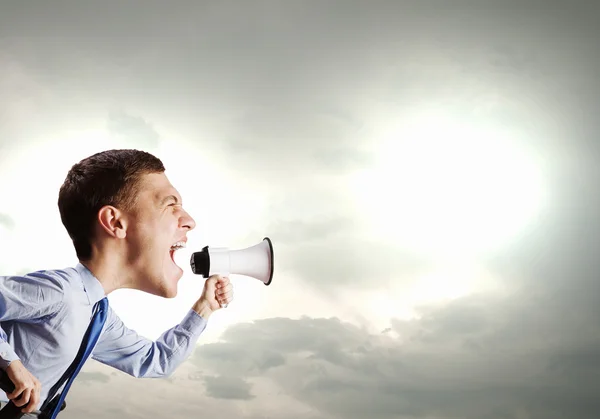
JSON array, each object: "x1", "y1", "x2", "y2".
[{"x1": 159, "y1": 195, "x2": 180, "y2": 206}]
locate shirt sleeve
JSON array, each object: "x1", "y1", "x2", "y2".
[
  {"x1": 0, "y1": 272, "x2": 66, "y2": 369},
  {"x1": 91, "y1": 306, "x2": 208, "y2": 378}
]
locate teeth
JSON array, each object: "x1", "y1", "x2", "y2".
[{"x1": 170, "y1": 241, "x2": 186, "y2": 250}]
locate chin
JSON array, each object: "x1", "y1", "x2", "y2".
[
  {"x1": 154, "y1": 277, "x2": 179, "y2": 299},
  {"x1": 162, "y1": 268, "x2": 183, "y2": 298},
  {"x1": 163, "y1": 287, "x2": 179, "y2": 299}
]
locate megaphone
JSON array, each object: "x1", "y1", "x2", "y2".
[{"x1": 189, "y1": 237, "x2": 274, "y2": 286}]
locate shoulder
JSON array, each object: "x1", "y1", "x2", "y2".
[{"x1": 9, "y1": 267, "x2": 80, "y2": 301}]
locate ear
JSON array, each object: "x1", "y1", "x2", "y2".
[{"x1": 97, "y1": 205, "x2": 127, "y2": 239}]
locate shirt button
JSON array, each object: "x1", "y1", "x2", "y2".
[{"x1": 0, "y1": 352, "x2": 6, "y2": 357}]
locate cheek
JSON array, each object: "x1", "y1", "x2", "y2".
[
  {"x1": 130, "y1": 225, "x2": 158, "y2": 251},
  {"x1": 129, "y1": 215, "x2": 174, "y2": 248}
]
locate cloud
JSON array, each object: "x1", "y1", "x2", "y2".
[
  {"x1": 202, "y1": 375, "x2": 255, "y2": 400},
  {"x1": 106, "y1": 111, "x2": 161, "y2": 151},
  {"x1": 192, "y1": 171, "x2": 600, "y2": 418},
  {"x1": 0, "y1": 53, "x2": 52, "y2": 158},
  {"x1": 61, "y1": 356, "x2": 309, "y2": 419},
  {"x1": 46, "y1": 264, "x2": 600, "y2": 419},
  {"x1": 273, "y1": 231, "x2": 429, "y2": 291},
  {"x1": 208, "y1": 103, "x2": 374, "y2": 176},
  {"x1": 1, "y1": 2, "x2": 600, "y2": 419},
  {"x1": 185, "y1": 285, "x2": 600, "y2": 419},
  {"x1": 0, "y1": 214, "x2": 14, "y2": 230},
  {"x1": 236, "y1": 175, "x2": 433, "y2": 293},
  {"x1": 75, "y1": 371, "x2": 111, "y2": 385}
]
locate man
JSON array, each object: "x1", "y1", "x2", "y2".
[{"x1": 0, "y1": 149, "x2": 233, "y2": 416}]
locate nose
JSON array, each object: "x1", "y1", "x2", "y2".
[{"x1": 180, "y1": 209, "x2": 196, "y2": 231}]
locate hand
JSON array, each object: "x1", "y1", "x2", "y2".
[
  {"x1": 5, "y1": 360, "x2": 41, "y2": 413},
  {"x1": 193, "y1": 275, "x2": 234, "y2": 318}
]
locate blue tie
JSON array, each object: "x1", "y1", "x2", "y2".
[{"x1": 41, "y1": 297, "x2": 109, "y2": 419}]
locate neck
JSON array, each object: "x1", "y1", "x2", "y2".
[{"x1": 80, "y1": 250, "x2": 136, "y2": 295}]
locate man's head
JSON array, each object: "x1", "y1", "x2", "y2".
[{"x1": 58, "y1": 149, "x2": 196, "y2": 297}]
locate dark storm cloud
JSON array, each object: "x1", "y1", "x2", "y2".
[
  {"x1": 188, "y1": 285, "x2": 600, "y2": 419},
  {"x1": 202, "y1": 375, "x2": 255, "y2": 400}
]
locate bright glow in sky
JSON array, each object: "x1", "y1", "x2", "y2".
[{"x1": 349, "y1": 109, "x2": 546, "y2": 259}]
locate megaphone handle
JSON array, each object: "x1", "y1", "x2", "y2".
[{"x1": 217, "y1": 271, "x2": 229, "y2": 308}]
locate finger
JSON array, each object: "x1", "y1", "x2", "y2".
[
  {"x1": 219, "y1": 290, "x2": 233, "y2": 301},
  {"x1": 23, "y1": 388, "x2": 39, "y2": 413},
  {"x1": 6, "y1": 385, "x2": 24, "y2": 401},
  {"x1": 217, "y1": 283, "x2": 233, "y2": 295},
  {"x1": 220, "y1": 292, "x2": 233, "y2": 305},
  {"x1": 217, "y1": 293, "x2": 232, "y2": 305},
  {"x1": 13, "y1": 388, "x2": 30, "y2": 407}
]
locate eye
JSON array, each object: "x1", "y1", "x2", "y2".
[{"x1": 169, "y1": 203, "x2": 183, "y2": 212}]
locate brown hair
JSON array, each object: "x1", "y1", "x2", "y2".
[{"x1": 58, "y1": 149, "x2": 165, "y2": 260}]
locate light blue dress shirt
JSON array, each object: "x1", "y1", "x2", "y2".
[{"x1": 0, "y1": 263, "x2": 208, "y2": 408}]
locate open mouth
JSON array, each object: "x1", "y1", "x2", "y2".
[{"x1": 169, "y1": 241, "x2": 186, "y2": 265}]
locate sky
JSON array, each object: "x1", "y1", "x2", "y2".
[{"x1": 1, "y1": 1, "x2": 600, "y2": 418}]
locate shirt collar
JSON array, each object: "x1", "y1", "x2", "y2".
[{"x1": 75, "y1": 262, "x2": 107, "y2": 305}]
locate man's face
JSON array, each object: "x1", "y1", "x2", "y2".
[{"x1": 124, "y1": 172, "x2": 196, "y2": 297}]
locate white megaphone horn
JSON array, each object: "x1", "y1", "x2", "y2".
[{"x1": 189, "y1": 237, "x2": 274, "y2": 286}]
